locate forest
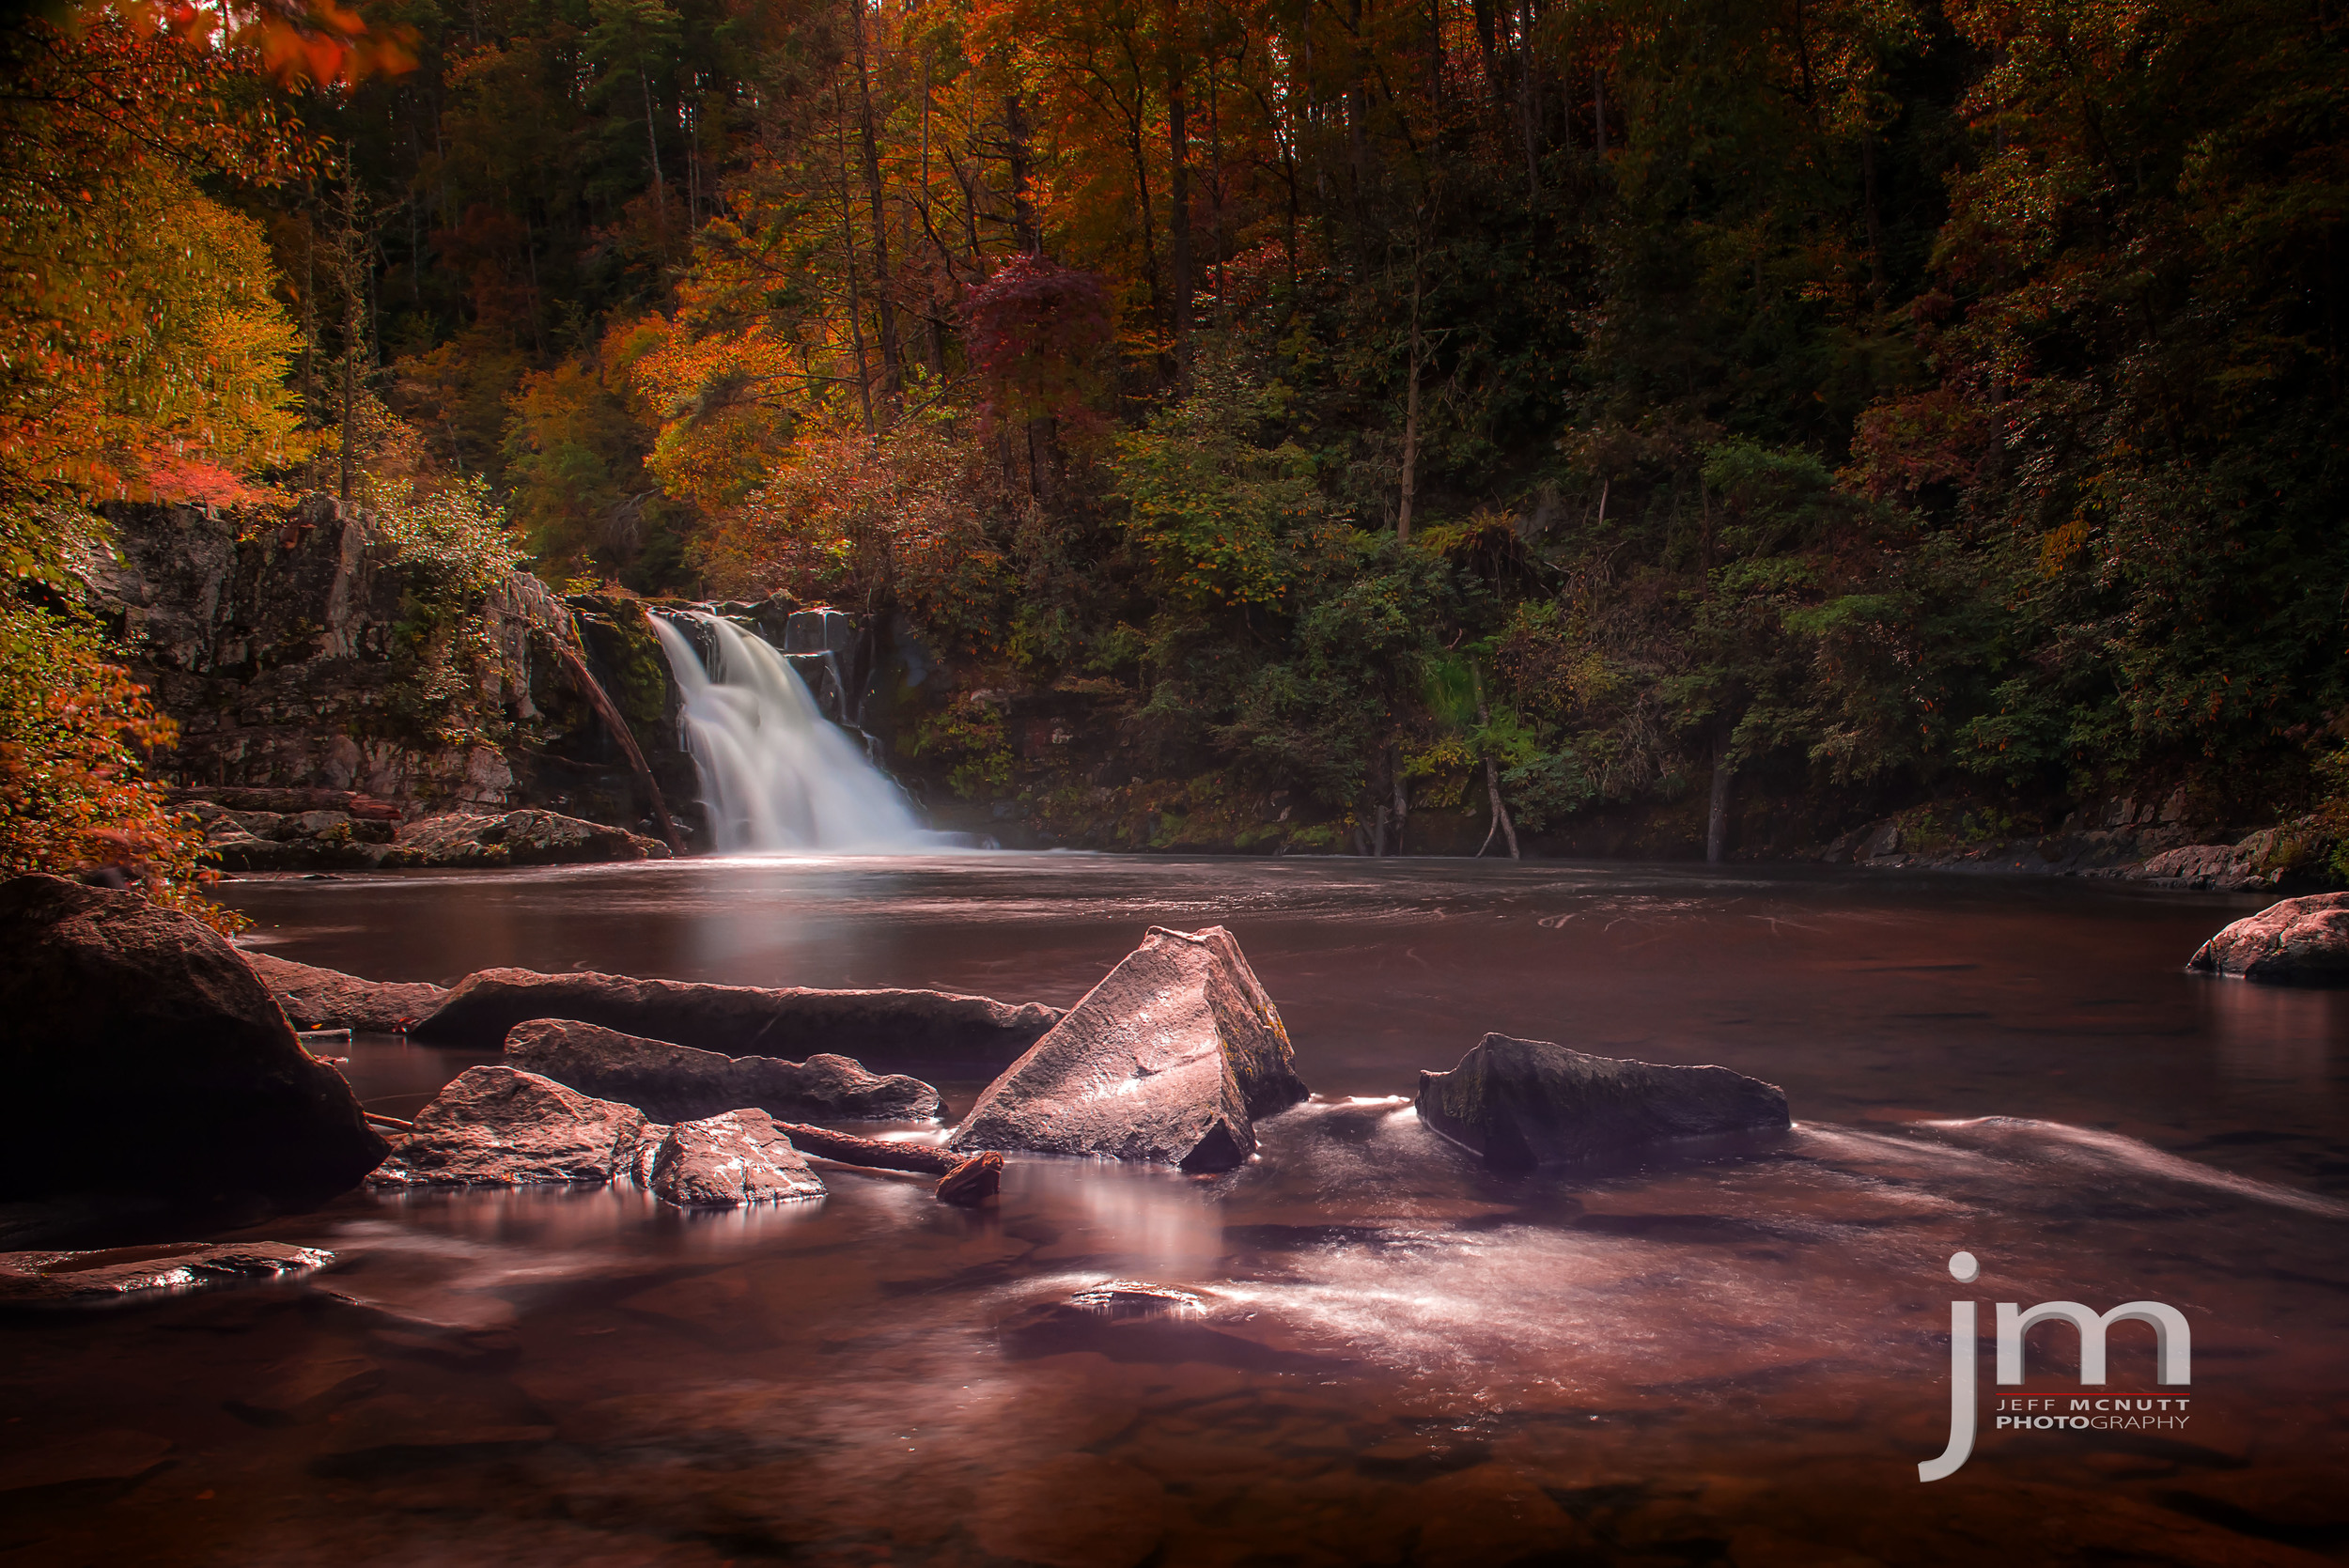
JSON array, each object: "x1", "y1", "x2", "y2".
[{"x1": 4, "y1": 0, "x2": 2347, "y2": 889}]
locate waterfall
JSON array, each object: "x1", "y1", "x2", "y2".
[{"x1": 650, "y1": 611, "x2": 929, "y2": 852}]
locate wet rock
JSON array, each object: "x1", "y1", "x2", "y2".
[
  {"x1": 2186, "y1": 893, "x2": 2349, "y2": 983},
  {"x1": 946, "y1": 925, "x2": 1308, "y2": 1171},
  {"x1": 646, "y1": 1110, "x2": 826, "y2": 1207},
  {"x1": 377, "y1": 809, "x2": 672, "y2": 867},
  {"x1": 504, "y1": 1017, "x2": 941, "y2": 1122},
  {"x1": 935, "y1": 1151, "x2": 1003, "y2": 1206},
  {"x1": 1414, "y1": 1033, "x2": 1791, "y2": 1171},
  {"x1": 410, "y1": 966, "x2": 1061, "y2": 1073},
  {"x1": 0, "y1": 1241, "x2": 334, "y2": 1305},
  {"x1": 0, "y1": 875, "x2": 387, "y2": 1210},
  {"x1": 244, "y1": 950, "x2": 449, "y2": 1032},
  {"x1": 366, "y1": 1065, "x2": 650, "y2": 1187}
]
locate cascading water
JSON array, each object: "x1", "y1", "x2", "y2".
[{"x1": 650, "y1": 611, "x2": 929, "y2": 851}]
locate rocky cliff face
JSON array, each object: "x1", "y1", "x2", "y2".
[{"x1": 79, "y1": 500, "x2": 695, "y2": 839}]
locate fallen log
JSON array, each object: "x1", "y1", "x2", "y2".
[
  {"x1": 770, "y1": 1121, "x2": 955, "y2": 1174},
  {"x1": 769, "y1": 1121, "x2": 1001, "y2": 1205}
]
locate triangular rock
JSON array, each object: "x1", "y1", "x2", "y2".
[{"x1": 946, "y1": 926, "x2": 1307, "y2": 1172}]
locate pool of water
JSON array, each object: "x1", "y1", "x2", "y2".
[{"x1": 4, "y1": 856, "x2": 2344, "y2": 1564}]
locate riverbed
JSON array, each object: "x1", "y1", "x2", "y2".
[{"x1": 4, "y1": 856, "x2": 2344, "y2": 1564}]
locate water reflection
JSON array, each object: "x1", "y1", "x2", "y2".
[{"x1": 8, "y1": 859, "x2": 2339, "y2": 1562}]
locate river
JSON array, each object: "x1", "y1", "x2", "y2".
[{"x1": 4, "y1": 856, "x2": 2343, "y2": 1564}]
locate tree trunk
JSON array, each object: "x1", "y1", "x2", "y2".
[
  {"x1": 1473, "y1": 671, "x2": 1520, "y2": 859},
  {"x1": 1005, "y1": 93, "x2": 1039, "y2": 253},
  {"x1": 1706, "y1": 723, "x2": 1734, "y2": 864},
  {"x1": 1398, "y1": 241, "x2": 1424, "y2": 542},
  {"x1": 1168, "y1": 50, "x2": 1192, "y2": 375},
  {"x1": 1391, "y1": 754, "x2": 1408, "y2": 856},
  {"x1": 832, "y1": 89, "x2": 876, "y2": 436},
  {"x1": 849, "y1": 3, "x2": 903, "y2": 398}
]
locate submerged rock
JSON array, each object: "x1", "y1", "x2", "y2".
[
  {"x1": 411, "y1": 968, "x2": 1061, "y2": 1072},
  {"x1": 0, "y1": 1241, "x2": 334, "y2": 1306},
  {"x1": 505, "y1": 1017, "x2": 941, "y2": 1122},
  {"x1": 946, "y1": 925, "x2": 1308, "y2": 1172},
  {"x1": 2186, "y1": 893, "x2": 2349, "y2": 983},
  {"x1": 0, "y1": 875, "x2": 386, "y2": 1211},
  {"x1": 245, "y1": 950, "x2": 449, "y2": 1032},
  {"x1": 367, "y1": 1065, "x2": 650, "y2": 1187},
  {"x1": 1414, "y1": 1034, "x2": 1791, "y2": 1171},
  {"x1": 646, "y1": 1110, "x2": 826, "y2": 1207}
]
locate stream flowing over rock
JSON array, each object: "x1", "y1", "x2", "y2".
[
  {"x1": 505, "y1": 1018, "x2": 943, "y2": 1122},
  {"x1": 645, "y1": 1110, "x2": 827, "y2": 1208},
  {"x1": 245, "y1": 951, "x2": 449, "y2": 1032},
  {"x1": 946, "y1": 926, "x2": 1309, "y2": 1172},
  {"x1": 0, "y1": 876, "x2": 387, "y2": 1212},
  {"x1": 2186, "y1": 893, "x2": 2349, "y2": 982},
  {"x1": 1414, "y1": 1034, "x2": 1792, "y2": 1171},
  {"x1": 410, "y1": 968, "x2": 1061, "y2": 1072},
  {"x1": 366, "y1": 1066, "x2": 651, "y2": 1187},
  {"x1": 0, "y1": 1242, "x2": 334, "y2": 1306}
]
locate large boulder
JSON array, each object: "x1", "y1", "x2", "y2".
[
  {"x1": 505, "y1": 1017, "x2": 941, "y2": 1122},
  {"x1": 946, "y1": 926, "x2": 1308, "y2": 1172},
  {"x1": 0, "y1": 876, "x2": 386, "y2": 1210},
  {"x1": 1414, "y1": 1034, "x2": 1790, "y2": 1171},
  {"x1": 366, "y1": 1065, "x2": 650, "y2": 1187},
  {"x1": 410, "y1": 968, "x2": 1062, "y2": 1073},
  {"x1": 244, "y1": 951, "x2": 449, "y2": 1032},
  {"x1": 2186, "y1": 893, "x2": 2349, "y2": 983},
  {"x1": 646, "y1": 1110, "x2": 827, "y2": 1207}
]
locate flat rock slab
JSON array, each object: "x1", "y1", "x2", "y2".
[
  {"x1": 245, "y1": 950, "x2": 449, "y2": 1032},
  {"x1": 380, "y1": 809, "x2": 671, "y2": 868},
  {"x1": 505, "y1": 1017, "x2": 941, "y2": 1122},
  {"x1": 0, "y1": 1241, "x2": 334, "y2": 1306},
  {"x1": 1415, "y1": 1034, "x2": 1791, "y2": 1171},
  {"x1": 0, "y1": 875, "x2": 385, "y2": 1208},
  {"x1": 647, "y1": 1110, "x2": 827, "y2": 1207},
  {"x1": 411, "y1": 967, "x2": 1061, "y2": 1072},
  {"x1": 947, "y1": 925, "x2": 1308, "y2": 1172},
  {"x1": 367, "y1": 1065, "x2": 649, "y2": 1187},
  {"x1": 2186, "y1": 893, "x2": 2349, "y2": 983}
]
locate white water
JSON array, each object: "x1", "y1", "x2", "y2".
[{"x1": 650, "y1": 612, "x2": 929, "y2": 852}]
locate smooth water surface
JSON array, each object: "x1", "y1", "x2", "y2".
[{"x1": 4, "y1": 856, "x2": 2343, "y2": 1565}]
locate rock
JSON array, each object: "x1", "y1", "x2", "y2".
[
  {"x1": 2186, "y1": 893, "x2": 2349, "y2": 983},
  {"x1": 0, "y1": 1241, "x2": 334, "y2": 1305},
  {"x1": 945, "y1": 925, "x2": 1309, "y2": 1172},
  {"x1": 646, "y1": 1110, "x2": 826, "y2": 1207},
  {"x1": 0, "y1": 876, "x2": 387, "y2": 1210},
  {"x1": 504, "y1": 1017, "x2": 941, "y2": 1122},
  {"x1": 410, "y1": 967, "x2": 1061, "y2": 1073},
  {"x1": 244, "y1": 950, "x2": 449, "y2": 1032},
  {"x1": 169, "y1": 785, "x2": 405, "y2": 821},
  {"x1": 935, "y1": 1151, "x2": 1003, "y2": 1206},
  {"x1": 1414, "y1": 1033, "x2": 1791, "y2": 1171},
  {"x1": 366, "y1": 1065, "x2": 650, "y2": 1187},
  {"x1": 378, "y1": 809, "x2": 673, "y2": 868}
]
